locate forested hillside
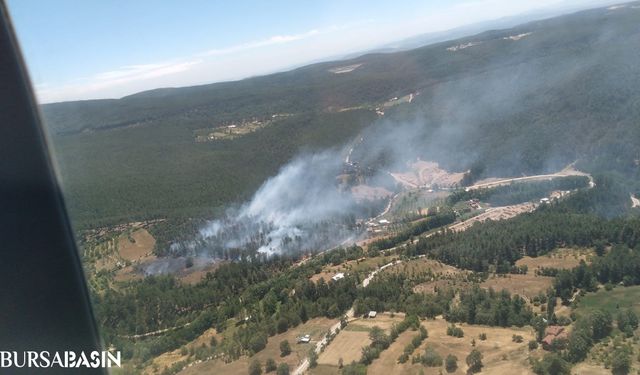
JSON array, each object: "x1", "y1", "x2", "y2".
[{"x1": 44, "y1": 3, "x2": 640, "y2": 228}]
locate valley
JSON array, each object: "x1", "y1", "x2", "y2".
[{"x1": 39, "y1": 2, "x2": 640, "y2": 375}]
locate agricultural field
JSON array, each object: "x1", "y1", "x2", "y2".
[
  {"x1": 179, "y1": 317, "x2": 337, "y2": 375},
  {"x1": 480, "y1": 274, "x2": 554, "y2": 300},
  {"x1": 377, "y1": 256, "x2": 471, "y2": 295},
  {"x1": 515, "y1": 247, "x2": 593, "y2": 272},
  {"x1": 378, "y1": 318, "x2": 536, "y2": 375},
  {"x1": 318, "y1": 316, "x2": 537, "y2": 375},
  {"x1": 316, "y1": 313, "x2": 404, "y2": 371},
  {"x1": 346, "y1": 313, "x2": 407, "y2": 333},
  {"x1": 316, "y1": 331, "x2": 371, "y2": 368},
  {"x1": 366, "y1": 329, "x2": 417, "y2": 375},
  {"x1": 118, "y1": 229, "x2": 157, "y2": 262},
  {"x1": 575, "y1": 285, "x2": 640, "y2": 317},
  {"x1": 382, "y1": 257, "x2": 463, "y2": 278}
]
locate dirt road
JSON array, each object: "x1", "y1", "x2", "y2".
[
  {"x1": 293, "y1": 260, "x2": 401, "y2": 375},
  {"x1": 466, "y1": 165, "x2": 593, "y2": 191}
]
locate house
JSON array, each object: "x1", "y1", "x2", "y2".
[
  {"x1": 542, "y1": 326, "x2": 568, "y2": 349},
  {"x1": 368, "y1": 311, "x2": 377, "y2": 319},
  {"x1": 332, "y1": 273, "x2": 345, "y2": 281}
]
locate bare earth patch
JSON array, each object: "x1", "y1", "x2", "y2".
[
  {"x1": 390, "y1": 160, "x2": 464, "y2": 189},
  {"x1": 448, "y1": 203, "x2": 536, "y2": 232},
  {"x1": 328, "y1": 64, "x2": 363, "y2": 74}
]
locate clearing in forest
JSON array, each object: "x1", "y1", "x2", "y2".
[
  {"x1": 118, "y1": 228, "x2": 156, "y2": 261},
  {"x1": 515, "y1": 248, "x2": 593, "y2": 272},
  {"x1": 180, "y1": 317, "x2": 338, "y2": 375}
]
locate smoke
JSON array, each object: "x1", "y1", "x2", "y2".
[
  {"x1": 173, "y1": 151, "x2": 362, "y2": 258},
  {"x1": 163, "y1": 6, "x2": 638, "y2": 260}
]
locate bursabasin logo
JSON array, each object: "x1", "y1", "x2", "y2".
[{"x1": 0, "y1": 351, "x2": 121, "y2": 368}]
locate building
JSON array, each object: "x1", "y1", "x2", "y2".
[
  {"x1": 368, "y1": 311, "x2": 377, "y2": 319},
  {"x1": 332, "y1": 273, "x2": 345, "y2": 281}
]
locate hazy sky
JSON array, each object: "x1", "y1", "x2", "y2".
[{"x1": 7, "y1": 0, "x2": 619, "y2": 103}]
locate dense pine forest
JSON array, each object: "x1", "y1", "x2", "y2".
[{"x1": 44, "y1": 3, "x2": 640, "y2": 228}]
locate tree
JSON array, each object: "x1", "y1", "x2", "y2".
[
  {"x1": 546, "y1": 292, "x2": 557, "y2": 320},
  {"x1": 446, "y1": 325, "x2": 464, "y2": 338},
  {"x1": 466, "y1": 349, "x2": 483, "y2": 373},
  {"x1": 249, "y1": 360, "x2": 262, "y2": 375},
  {"x1": 528, "y1": 340, "x2": 539, "y2": 350},
  {"x1": 265, "y1": 358, "x2": 277, "y2": 373},
  {"x1": 533, "y1": 353, "x2": 571, "y2": 375},
  {"x1": 422, "y1": 347, "x2": 443, "y2": 367},
  {"x1": 360, "y1": 346, "x2": 380, "y2": 365},
  {"x1": 531, "y1": 315, "x2": 547, "y2": 342},
  {"x1": 590, "y1": 310, "x2": 612, "y2": 340},
  {"x1": 540, "y1": 353, "x2": 570, "y2": 375},
  {"x1": 342, "y1": 362, "x2": 367, "y2": 375},
  {"x1": 276, "y1": 363, "x2": 290, "y2": 375},
  {"x1": 594, "y1": 239, "x2": 606, "y2": 257},
  {"x1": 279, "y1": 340, "x2": 291, "y2": 357},
  {"x1": 626, "y1": 310, "x2": 638, "y2": 329},
  {"x1": 277, "y1": 318, "x2": 289, "y2": 334},
  {"x1": 617, "y1": 309, "x2": 638, "y2": 333},
  {"x1": 299, "y1": 304, "x2": 308, "y2": 323},
  {"x1": 309, "y1": 349, "x2": 318, "y2": 368},
  {"x1": 249, "y1": 333, "x2": 268, "y2": 354},
  {"x1": 566, "y1": 318, "x2": 593, "y2": 363},
  {"x1": 611, "y1": 348, "x2": 631, "y2": 375},
  {"x1": 445, "y1": 354, "x2": 458, "y2": 373},
  {"x1": 369, "y1": 326, "x2": 390, "y2": 349}
]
